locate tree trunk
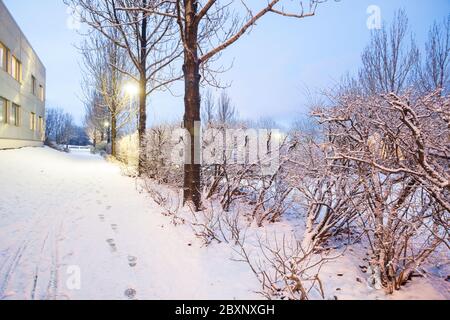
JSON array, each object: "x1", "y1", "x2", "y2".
[
  {"x1": 137, "y1": 3, "x2": 148, "y2": 176},
  {"x1": 111, "y1": 114, "x2": 117, "y2": 157},
  {"x1": 138, "y1": 76, "x2": 147, "y2": 175},
  {"x1": 183, "y1": 0, "x2": 202, "y2": 211}
]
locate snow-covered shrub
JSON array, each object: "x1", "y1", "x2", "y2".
[
  {"x1": 203, "y1": 133, "x2": 294, "y2": 226},
  {"x1": 143, "y1": 179, "x2": 186, "y2": 225},
  {"x1": 249, "y1": 163, "x2": 293, "y2": 227},
  {"x1": 235, "y1": 232, "x2": 329, "y2": 300},
  {"x1": 285, "y1": 134, "x2": 364, "y2": 252},
  {"x1": 116, "y1": 132, "x2": 139, "y2": 169},
  {"x1": 183, "y1": 195, "x2": 247, "y2": 246},
  {"x1": 313, "y1": 90, "x2": 449, "y2": 293},
  {"x1": 142, "y1": 124, "x2": 183, "y2": 186}
]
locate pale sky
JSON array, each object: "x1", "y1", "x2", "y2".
[{"x1": 3, "y1": 0, "x2": 450, "y2": 126}]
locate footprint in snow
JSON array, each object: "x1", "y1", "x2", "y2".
[
  {"x1": 124, "y1": 288, "x2": 137, "y2": 299},
  {"x1": 128, "y1": 256, "x2": 137, "y2": 267},
  {"x1": 99, "y1": 214, "x2": 105, "y2": 222},
  {"x1": 111, "y1": 224, "x2": 118, "y2": 233},
  {"x1": 106, "y1": 205, "x2": 112, "y2": 210},
  {"x1": 106, "y1": 239, "x2": 117, "y2": 252}
]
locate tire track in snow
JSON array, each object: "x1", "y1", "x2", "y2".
[
  {"x1": 0, "y1": 179, "x2": 66, "y2": 300},
  {"x1": 0, "y1": 238, "x2": 31, "y2": 299},
  {"x1": 45, "y1": 214, "x2": 64, "y2": 300},
  {"x1": 30, "y1": 232, "x2": 49, "y2": 300}
]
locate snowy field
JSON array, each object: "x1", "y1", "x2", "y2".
[
  {"x1": 0, "y1": 147, "x2": 259, "y2": 300},
  {"x1": 0, "y1": 147, "x2": 447, "y2": 300}
]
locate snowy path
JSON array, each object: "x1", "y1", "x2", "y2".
[{"x1": 0, "y1": 147, "x2": 258, "y2": 300}]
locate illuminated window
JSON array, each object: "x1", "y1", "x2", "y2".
[
  {"x1": 11, "y1": 55, "x2": 21, "y2": 82},
  {"x1": 0, "y1": 42, "x2": 8, "y2": 72},
  {"x1": 0, "y1": 97, "x2": 6, "y2": 124},
  {"x1": 30, "y1": 112, "x2": 36, "y2": 130},
  {"x1": 10, "y1": 103, "x2": 20, "y2": 126}
]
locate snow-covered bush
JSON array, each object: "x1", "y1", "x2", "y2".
[
  {"x1": 116, "y1": 132, "x2": 139, "y2": 169},
  {"x1": 285, "y1": 136, "x2": 364, "y2": 252},
  {"x1": 143, "y1": 179, "x2": 186, "y2": 226},
  {"x1": 313, "y1": 90, "x2": 449, "y2": 293},
  {"x1": 142, "y1": 124, "x2": 183, "y2": 186},
  {"x1": 235, "y1": 232, "x2": 330, "y2": 300}
]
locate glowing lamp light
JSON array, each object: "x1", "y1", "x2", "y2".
[
  {"x1": 273, "y1": 131, "x2": 285, "y2": 142},
  {"x1": 124, "y1": 82, "x2": 139, "y2": 96}
]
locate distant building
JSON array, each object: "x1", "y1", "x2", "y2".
[{"x1": 0, "y1": 0, "x2": 46, "y2": 149}]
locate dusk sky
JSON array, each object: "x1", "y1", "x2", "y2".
[{"x1": 3, "y1": 0, "x2": 450, "y2": 126}]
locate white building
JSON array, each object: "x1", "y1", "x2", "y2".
[{"x1": 0, "y1": 0, "x2": 46, "y2": 149}]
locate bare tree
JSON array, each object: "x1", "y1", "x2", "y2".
[
  {"x1": 416, "y1": 15, "x2": 450, "y2": 95},
  {"x1": 201, "y1": 89, "x2": 215, "y2": 126},
  {"x1": 81, "y1": 30, "x2": 132, "y2": 156},
  {"x1": 359, "y1": 9, "x2": 419, "y2": 95},
  {"x1": 83, "y1": 89, "x2": 110, "y2": 146},
  {"x1": 45, "y1": 107, "x2": 63, "y2": 143},
  {"x1": 217, "y1": 91, "x2": 237, "y2": 126},
  {"x1": 45, "y1": 108, "x2": 76, "y2": 146},
  {"x1": 65, "y1": 0, "x2": 182, "y2": 174},
  {"x1": 136, "y1": 0, "x2": 327, "y2": 210}
]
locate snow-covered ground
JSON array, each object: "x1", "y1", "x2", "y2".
[
  {"x1": 0, "y1": 147, "x2": 259, "y2": 300},
  {"x1": 0, "y1": 147, "x2": 448, "y2": 300}
]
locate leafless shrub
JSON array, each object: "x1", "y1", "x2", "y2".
[
  {"x1": 285, "y1": 135, "x2": 365, "y2": 252},
  {"x1": 143, "y1": 179, "x2": 185, "y2": 226},
  {"x1": 188, "y1": 197, "x2": 248, "y2": 246},
  {"x1": 313, "y1": 90, "x2": 450, "y2": 293},
  {"x1": 143, "y1": 123, "x2": 183, "y2": 186},
  {"x1": 234, "y1": 233, "x2": 331, "y2": 300},
  {"x1": 189, "y1": 201, "x2": 226, "y2": 246}
]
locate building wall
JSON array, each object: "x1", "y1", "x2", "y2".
[{"x1": 0, "y1": 0, "x2": 46, "y2": 149}]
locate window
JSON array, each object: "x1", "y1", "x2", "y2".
[
  {"x1": 39, "y1": 85, "x2": 45, "y2": 101},
  {"x1": 10, "y1": 103, "x2": 20, "y2": 126},
  {"x1": 0, "y1": 97, "x2": 6, "y2": 124},
  {"x1": 32, "y1": 75, "x2": 37, "y2": 95},
  {"x1": 11, "y1": 55, "x2": 21, "y2": 82},
  {"x1": 30, "y1": 112, "x2": 36, "y2": 130},
  {"x1": 0, "y1": 42, "x2": 8, "y2": 72},
  {"x1": 38, "y1": 116, "x2": 44, "y2": 133}
]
